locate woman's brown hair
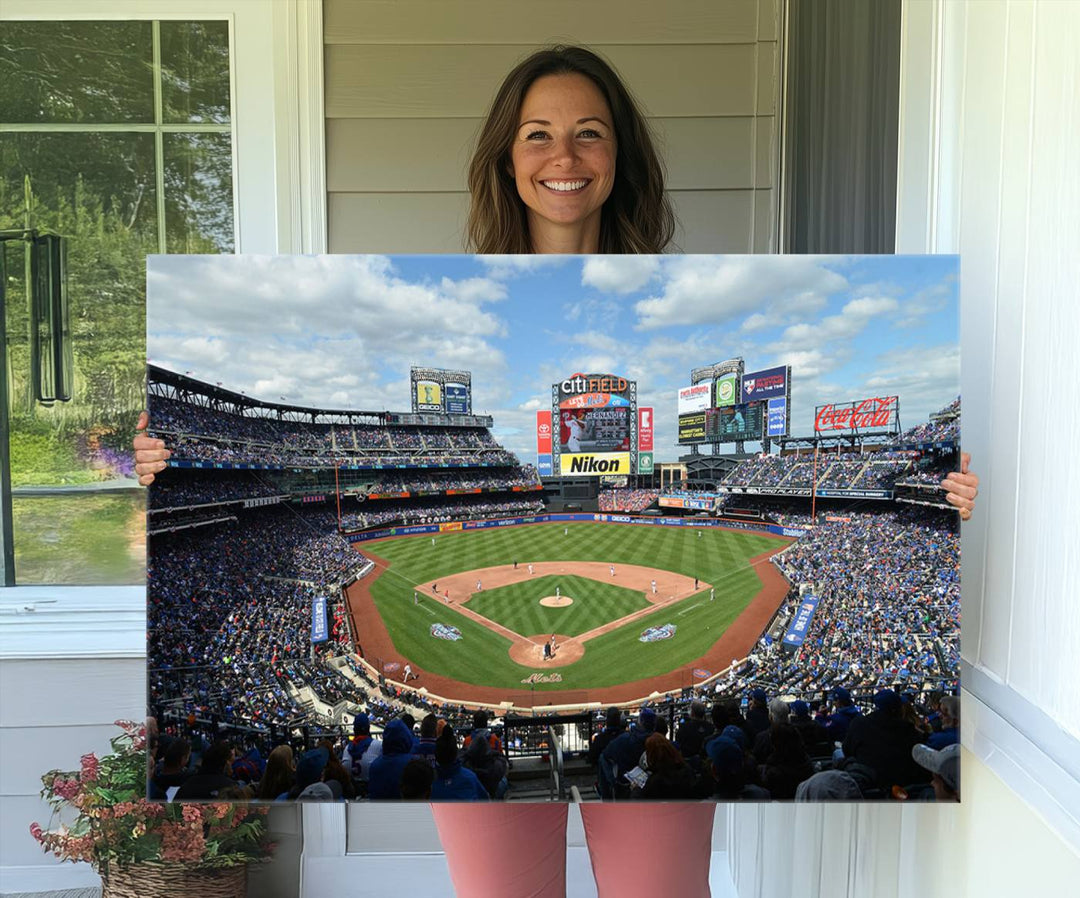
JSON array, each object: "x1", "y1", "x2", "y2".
[{"x1": 467, "y1": 45, "x2": 675, "y2": 254}]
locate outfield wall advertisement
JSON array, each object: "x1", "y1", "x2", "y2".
[{"x1": 349, "y1": 513, "x2": 805, "y2": 542}]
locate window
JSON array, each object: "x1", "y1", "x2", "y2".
[{"x1": 1, "y1": 19, "x2": 234, "y2": 584}]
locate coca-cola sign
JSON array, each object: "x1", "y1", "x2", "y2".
[{"x1": 814, "y1": 396, "x2": 898, "y2": 432}]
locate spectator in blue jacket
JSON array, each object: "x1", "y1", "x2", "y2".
[
  {"x1": 430, "y1": 726, "x2": 488, "y2": 801},
  {"x1": 367, "y1": 718, "x2": 415, "y2": 800}
]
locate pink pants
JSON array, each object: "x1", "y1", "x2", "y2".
[{"x1": 431, "y1": 803, "x2": 715, "y2": 898}]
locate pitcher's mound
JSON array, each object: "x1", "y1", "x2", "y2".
[{"x1": 540, "y1": 595, "x2": 573, "y2": 607}]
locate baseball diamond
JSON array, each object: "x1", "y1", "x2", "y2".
[{"x1": 345, "y1": 521, "x2": 791, "y2": 705}]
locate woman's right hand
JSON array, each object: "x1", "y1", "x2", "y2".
[{"x1": 133, "y1": 411, "x2": 171, "y2": 486}]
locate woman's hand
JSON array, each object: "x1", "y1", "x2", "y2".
[
  {"x1": 941, "y1": 451, "x2": 979, "y2": 521},
  {"x1": 133, "y1": 411, "x2": 171, "y2": 486}
]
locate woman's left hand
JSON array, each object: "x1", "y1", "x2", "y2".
[{"x1": 941, "y1": 451, "x2": 979, "y2": 521}]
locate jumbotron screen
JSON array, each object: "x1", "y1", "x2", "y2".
[
  {"x1": 678, "y1": 403, "x2": 763, "y2": 443},
  {"x1": 558, "y1": 406, "x2": 631, "y2": 452},
  {"x1": 552, "y1": 372, "x2": 636, "y2": 475}
]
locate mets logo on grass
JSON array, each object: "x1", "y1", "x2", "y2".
[
  {"x1": 431, "y1": 624, "x2": 462, "y2": 641},
  {"x1": 640, "y1": 623, "x2": 677, "y2": 643},
  {"x1": 521, "y1": 673, "x2": 563, "y2": 684}
]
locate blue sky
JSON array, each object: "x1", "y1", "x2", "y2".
[{"x1": 148, "y1": 254, "x2": 959, "y2": 463}]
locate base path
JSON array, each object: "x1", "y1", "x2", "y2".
[{"x1": 344, "y1": 540, "x2": 791, "y2": 706}]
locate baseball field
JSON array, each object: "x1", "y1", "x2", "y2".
[{"x1": 344, "y1": 521, "x2": 792, "y2": 706}]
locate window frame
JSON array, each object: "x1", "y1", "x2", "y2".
[{"x1": 0, "y1": 0, "x2": 326, "y2": 645}]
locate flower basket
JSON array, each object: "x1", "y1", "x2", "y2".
[
  {"x1": 31, "y1": 721, "x2": 273, "y2": 888},
  {"x1": 102, "y1": 862, "x2": 247, "y2": 898}
]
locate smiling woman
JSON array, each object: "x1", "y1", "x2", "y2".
[{"x1": 466, "y1": 46, "x2": 675, "y2": 255}]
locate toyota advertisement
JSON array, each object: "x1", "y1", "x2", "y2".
[{"x1": 535, "y1": 410, "x2": 553, "y2": 475}]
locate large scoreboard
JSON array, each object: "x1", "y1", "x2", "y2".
[
  {"x1": 677, "y1": 362, "x2": 791, "y2": 445},
  {"x1": 535, "y1": 372, "x2": 652, "y2": 476}
]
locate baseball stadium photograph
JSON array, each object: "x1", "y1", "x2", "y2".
[{"x1": 144, "y1": 253, "x2": 962, "y2": 804}]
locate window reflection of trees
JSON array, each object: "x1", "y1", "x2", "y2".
[{"x1": 0, "y1": 20, "x2": 234, "y2": 583}]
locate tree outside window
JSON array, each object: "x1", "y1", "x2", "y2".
[{"x1": 1, "y1": 20, "x2": 234, "y2": 584}]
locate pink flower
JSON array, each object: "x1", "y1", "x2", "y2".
[
  {"x1": 181, "y1": 804, "x2": 202, "y2": 824},
  {"x1": 29, "y1": 822, "x2": 43, "y2": 843},
  {"x1": 80, "y1": 753, "x2": 100, "y2": 782},
  {"x1": 52, "y1": 777, "x2": 80, "y2": 801}
]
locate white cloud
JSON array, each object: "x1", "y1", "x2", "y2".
[
  {"x1": 581, "y1": 256, "x2": 659, "y2": 294},
  {"x1": 475, "y1": 255, "x2": 569, "y2": 279},
  {"x1": 634, "y1": 257, "x2": 848, "y2": 330}
]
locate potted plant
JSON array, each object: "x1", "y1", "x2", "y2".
[{"x1": 31, "y1": 720, "x2": 273, "y2": 898}]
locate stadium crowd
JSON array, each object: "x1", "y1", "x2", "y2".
[
  {"x1": 341, "y1": 497, "x2": 545, "y2": 531},
  {"x1": 598, "y1": 488, "x2": 660, "y2": 512}
]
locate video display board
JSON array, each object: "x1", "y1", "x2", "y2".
[
  {"x1": 679, "y1": 404, "x2": 763, "y2": 443},
  {"x1": 411, "y1": 367, "x2": 472, "y2": 415},
  {"x1": 552, "y1": 372, "x2": 637, "y2": 476}
]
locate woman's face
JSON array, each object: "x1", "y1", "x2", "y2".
[{"x1": 509, "y1": 73, "x2": 616, "y2": 243}]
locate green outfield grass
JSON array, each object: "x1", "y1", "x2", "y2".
[
  {"x1": 465, "y1": 575, "x2": 651, "y2": 637},
  {"x1": 363, "y1": 522, "x2": 787, "y2": 694}
]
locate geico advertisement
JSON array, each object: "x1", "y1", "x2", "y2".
[{"x1": 558, "y1": 452, "x2": 631, "y2": 475}]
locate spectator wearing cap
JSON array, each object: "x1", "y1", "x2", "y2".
[
  {"x1": 824, "y1": 687, "x2": 862, "y2": 742},
  {"x1": 368, "y1": 718, "x2": 417, "y2": 800},
  {"x1": 286, "y1": 746, "x2": 330, "y2": 800},
  {"x1": 342, "y1": 711, "x2": 382, "y2": 793},
  {"x1": 794, "y1": 769, "x2": 863, "y2": 801},
  {"x1": 600, "y1": 706, "x2": 657, "y2": 800},
  {"x1": 841, "y1": 689, "x2": 929, "y2": 791},
  {"x1": 927, "y1": 695, "x2": 959, "y2": 750},
  {"x1": 675, "y1": 701, "x2": 715, "y2": 769},
  {"x1": 911, "y1": 743, "x2": 960, "y2": 801},
  {"x1": 790, "y1": 700, "x2": 831, "y2": 757},
  {"x1": 745, "y1": 688, "x2": 771, "y2": 738},
  {"x1": 705, "y1": 736, "x2": 770, "y2": 801}
]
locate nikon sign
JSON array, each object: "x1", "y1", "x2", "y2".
[{"x1": 559, "y1": 452, "x2": 631, "y2": 475}]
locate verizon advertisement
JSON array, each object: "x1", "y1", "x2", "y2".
[
  {"x1": 638, "y1": 407, "x2": 654, "y2": 451},
  {"x1": 815, "y1": 396, "x2": 899, "y2": 433},
  {"x1": 677, "y1": 384, "x2": 710, "y2": 415}
]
